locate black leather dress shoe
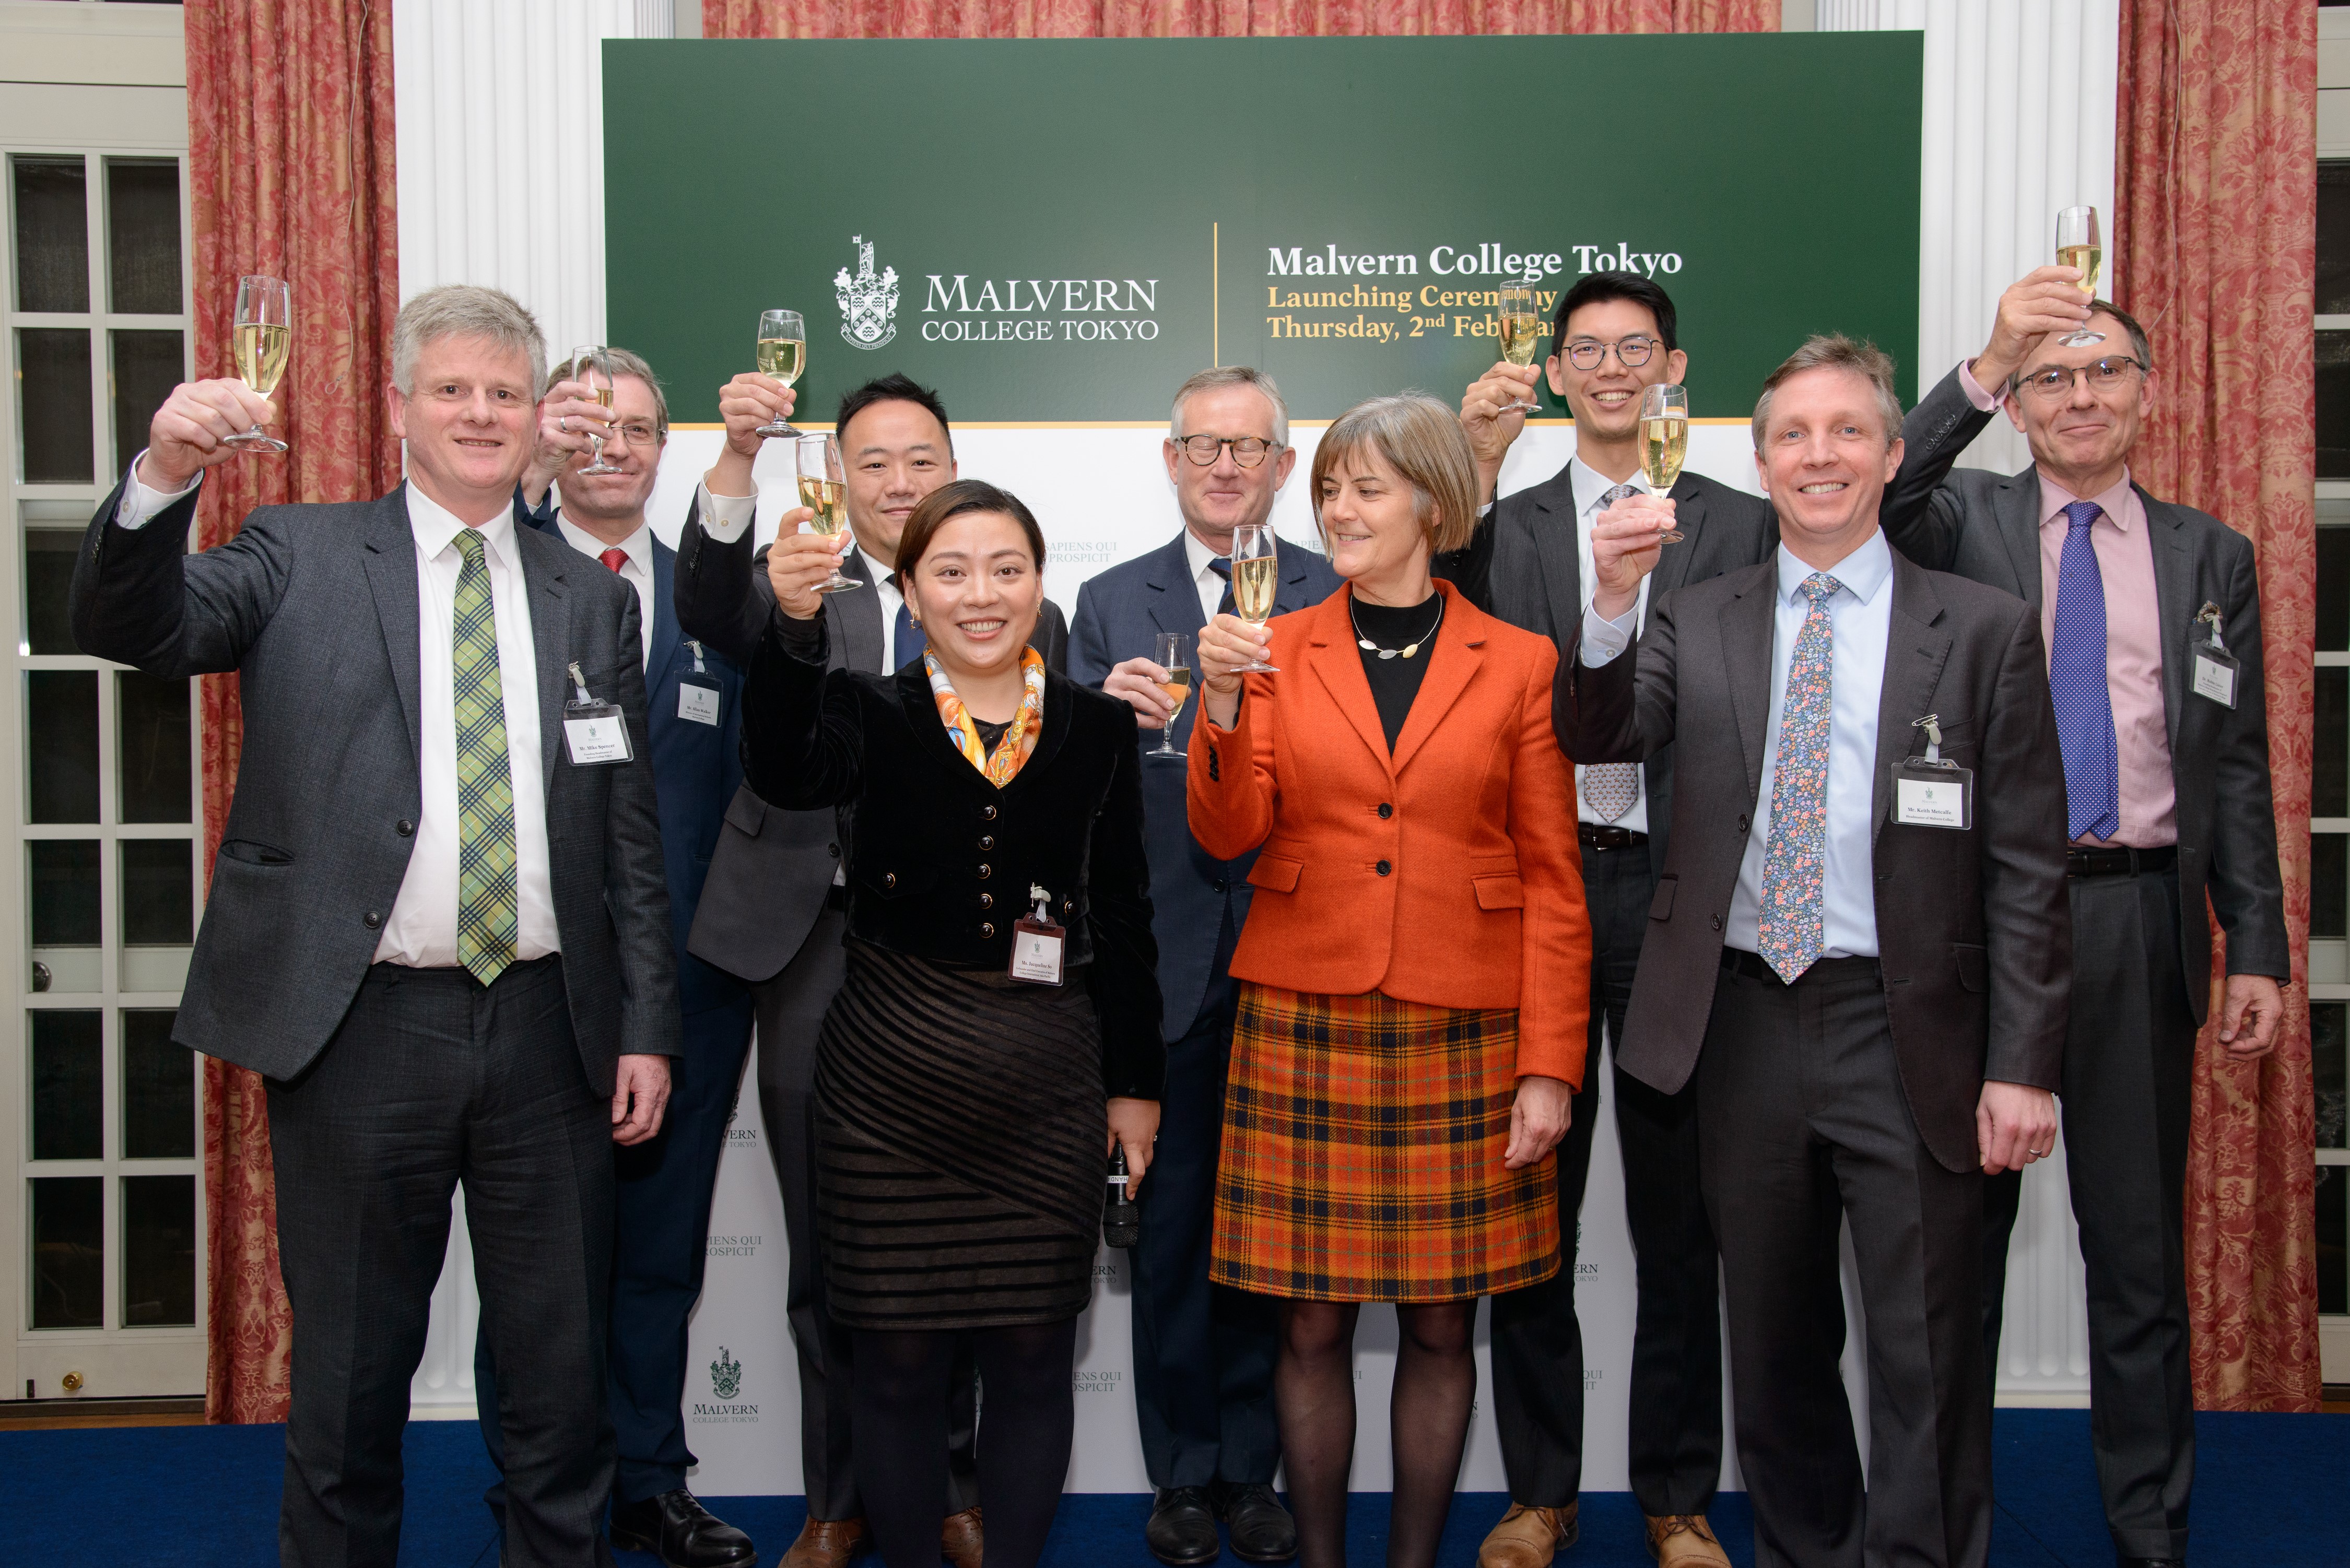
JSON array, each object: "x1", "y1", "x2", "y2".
[
  {"x1": 1146, "y1": 1486, "x2": 1222, "y2": 1566},
  {"x1": 1215, "y1": 1482, "x2": 1298, "y2": 1564},
  {"x1": 609, "y1": 1489, "x2": 758, "y2": 1567}
]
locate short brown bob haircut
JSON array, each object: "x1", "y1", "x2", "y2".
[
  {"x1": 894, "y1": 478, "x2": 1048, "y2": 579},
  {"x1": 1310, "y1": 393, "x2": 1481, "y2": 557}
]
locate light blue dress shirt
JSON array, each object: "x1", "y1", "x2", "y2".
[{"x1": 1583, "y1": 528, "x2": 1895, "y2": 958}]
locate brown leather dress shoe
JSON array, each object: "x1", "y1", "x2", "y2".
[
  {"x1": 1477, "y1": 1501, "x2": 1580, "y2": 1568},
  {"x1": 1645, "y1": 1515, "x2": 1730, "y2": 1568},
  {"x1": 941, "y1": 1506, "x2": 984, "y2": 1568},
  {"x1": 779, "y1": 1515, "x2": 868, "y2": 1568}
]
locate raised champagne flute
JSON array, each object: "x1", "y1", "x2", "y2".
[
  {"x1": 224, "y1": 274, "x2": 290, "y2": 452},
  {"x1": 755, "y1": 309, "x2": 806, "y2": 438},
  {"x1": 1639, "y1": 383, "x2": 1689, "y2": 545},
  {"x1": 1149, "y1": 631, "x2": 1192, "y2": 758},
  {"x1": 795, "y1": 431, "x2": 860, "y2": 593},
  {"x1": 570, "y1": 345, "x2": 622, "y2": 475},
  {"x1": 1228, "y1": 523, "x2": 1280, "y2": 674},
  {"x1": 2055, "y1": 207, "x2": 2105, "y2": 347},
  {"x1": 1495, "y1": 285, "x2": 1545, "y2": 415}
]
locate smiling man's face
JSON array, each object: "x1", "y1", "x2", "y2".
[
  {"x1": 1754, "y1": 365, "x2": 1904, "y2": 566},
  {"x1": 390, "y1": 334, "x2": 538, "y2": 523}
]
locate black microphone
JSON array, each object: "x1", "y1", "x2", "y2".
[{"x1": 1104, "y1": 1145, "x2": 1140, "y2": 1249}]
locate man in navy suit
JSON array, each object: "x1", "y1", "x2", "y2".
[
  {"x1": 1070, "y1": 366, "x2": 1338, "y2": 1566},
  {"x1": 478, "y1": 348, "x2": 759, "y2": 1568}
]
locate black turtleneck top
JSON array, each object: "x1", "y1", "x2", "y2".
[{"x1": 1349, "y1": 590, "x2": 1446, "y2": 750}]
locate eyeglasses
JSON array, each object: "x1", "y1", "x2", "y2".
[
  {"x1": 2013, "y1": 356, "x2": 2144, "y2": 403},
  {"x1": 598, "y1": 420, "x2": 662, "y2": 447},
  {"x1": 1173, "y1": 434, "x2": 1281, "y2": 467},
  {"x1": 1561, "y1": 336, "x2": 1659, "y2": 371}
]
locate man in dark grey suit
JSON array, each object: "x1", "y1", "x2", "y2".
[
  {"x1": 70, "y1": 285, "x2": 676, "y2": 1568},
  {"x1": 1887, "y1": 275, "x2": 2287, "y2": 1568},
  {"x1": 1556, "y1": 335, "x2": 2071, "y2": 1568},
  {"x1": 672, "y1": 372, "x2": 1063, "y2": 1568},
  {"x1": 1070, "y1": 365, "x2": 1333, "y2": 1566}
]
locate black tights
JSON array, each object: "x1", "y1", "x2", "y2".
[
  {"x1": 1276, "y1": 1299, "x2": 1478, "y2": 1568},
  {"x1": 851, "y1": 1319, "x2": 1077, "y2": 1568}
]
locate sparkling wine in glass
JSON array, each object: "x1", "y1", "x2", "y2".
[
  {"x1": 1228, "y1": 524, "x2": 1280, "y2": 675},
  {"x1": 755, "y1": 310, "x2": 806, "y2": 438},
  {"x1": 1638, "y1": 384, "x2": 1689, "y2": 545},
  {"x1": 2055, "y1": 207, "x2": 2105, "y2": 347},
  {"x1": 571, "y1": 345, "x2": 622, "y2": 476},
  {"x1": 224, "y1": 275, "x2": 291, "y2": 452},
  {"x1": 795, "y1": 432, "x2": 860, "y2": 594},
  {"x1": 1150, "y1": 631, "x2": 1192, "y2": 758},
  {"x1": 1495, "y1": 285, "x2": 1545, "y2": 415}
]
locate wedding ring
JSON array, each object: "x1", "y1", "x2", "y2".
[{"x1": 560, "y1": 415, "x2": 571, "y2": 433}]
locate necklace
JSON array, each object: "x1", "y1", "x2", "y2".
[{"x1": 1350, "y1": 593, "x2": 1444, "y2": 660}]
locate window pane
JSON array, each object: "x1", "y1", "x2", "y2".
[
  {"x1": 2321, "y1": 528, "x2": 2350, "y2": 654},
  {"x1": 30, "y1": 1176, "x2": 102, "y2": 1329},
  {"x1": 2316, "y1": 835, "x2": 2346, "y2": 941},
  {"x1": 26, "y1": 670, "x2": 99, "y2": 824},
  {"x1": 2318, "y1": 667, "x2": 2348, "y2": 819},
  {"x1": 29, "y1": 1010, "x2": 101, "y2": 1162},
  {"x1": 29, "y1": 839, "x2": 100, "y2": 947},
  {"x1": 120, "y1": 839, "x2": 191, "y2": 946},
  {"x1": 2321, "y1": 163, "x2": 2350, "y2": 316},
  {"x1": 24, "y1": 527, "x2": 80, "y2": 656},
  {"x1": 122, "y1": 1175, "x2": 194, "y2": 1327},
  {"x1": 117, "y1": 673, "x2": 190, "y2": 823},
  {"x1": 2320, "y1": 1166, "x2": 2346, "y2": 1318},
  {"x1": 104, "y1": 159, "x2": 180, "y2": 315},
  {"x1": 110, "y1": 329, "x2": 182, "y2": 478},
  {"x1": 12, "y1": 156, "x2": 87, "y2": 313},
  {"x1": 17, "y1": 328, "x2": 96, "y2": 484},
  {"x1": 122, "y1": 1009, "x2": 190, "y2": 1159},
  {"x1": 2317, "y1": 1003, "x2": 2346, "y2": 1158}
]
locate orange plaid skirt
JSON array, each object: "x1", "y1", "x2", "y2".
[{"x1": 1211, "y1": 984, "x2": 1560, "y2": 1303}]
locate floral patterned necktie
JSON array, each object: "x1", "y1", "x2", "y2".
[{"x1": 1756, "y1": 573, "x2": 1843, "y2": 984}]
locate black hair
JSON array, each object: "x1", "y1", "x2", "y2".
[
  {"x1": 836, "y1": 372, "x2": 952, "y2": 452},
  {"x1": 1550, "y1": 272, "x2": 1679, "y2": 352},
  {"x1": 896, "y1": 478, "x2": 1046, "y2": 577}
]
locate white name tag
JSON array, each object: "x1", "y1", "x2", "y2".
[
  {"x1": 1891, "y1": 758, "x2": 1973, "y2": 830},
  {"x1": 563, "y1": 710, "x2": 632, "y2": 765},
  {"x1": 2191, "y1": 648, "x2": 2238, "y2": 709},
  {"x1": 1009, "y1": 919, "x2": 1066, "y2": 985},
  {"x1": 678, "y1": 680, "x2": 722, "y2": 726}
]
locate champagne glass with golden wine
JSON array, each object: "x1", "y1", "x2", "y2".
[
  {"x1": 795, "y1": 431, "x2": 860, "y2": 594},
  {"x1": 755, "y1": 309, "x2": 806, "y2": 438},
  {"x1": 1227, "y1": 523, "x2": 1280, "y2": 674},
  {"x1": 2055, "y1": 207, "x2": 2105, "y2": 347},
  {"x1": 1149, "y1": 631, "x2": 1192, "y2": 758},
  {"x1": 570, "y1": 344, "x2": 622, "y2": 476},
  {"x1": 1639, "y1": 383, "x2": 1689, "y2": 545},
  {"x1": 224, "y1": 275, "x2": 290, "y2": 452},
  {"x1": 1495, "y1": 285, "x2": 1546, "y2": 415}
]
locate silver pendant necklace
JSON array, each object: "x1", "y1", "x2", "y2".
[{"x1": 1350, "y1": 593, "x2": 1445, "y2": 660}]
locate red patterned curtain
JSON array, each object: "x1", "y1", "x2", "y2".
[
  {"x1": 187, "y1": 0, "x2": 401, "y2": 1422},
  {"x1": 704, "y1": 1, "x2": 1776, "y2": 38},
  {"x1": 2112, "y1": 1, "x2": 2320, "y2": 1411}
]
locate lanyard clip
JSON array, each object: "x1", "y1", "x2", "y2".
[
  {"x1": 1030, "y1": 882, "x2": 1052, "y2": 922},
  {"x1": 2194, "y1": 602, "x2": 2226, "y2": 652},
  {"x1": 688, "y1": 638, "x2": 707, "y2": 674},
  {"x1": 1912, "y1": 712, "x2": 1944, "y2": 765},
  {"x1": 566, "y1": 661, "x2": 593, "y2": 703}
]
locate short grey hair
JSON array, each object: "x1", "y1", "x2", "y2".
[
  {"x1": 391, "y1": 284, "x2": 547, "y2": 396},
  {"x1": 547, "y1": 347, "x2": 668, "y2": 441},
  {"x1": 1171, "y1": 364, "x2": 1289, "y2": 449},
  {"x1": 1751, "y1": 334, "x2": 1905, "y2": 452}
]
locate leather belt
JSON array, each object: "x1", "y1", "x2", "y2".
[
  {"x1": 1578, "y1": 823, "x2": 1648, "y2": 852},
  {"x1": 2066, "y1": 844, "x2": 2177, "y2": 879},
  {"x1": 1719, "y1": 949, "x2": 1881, "y2": 987}
]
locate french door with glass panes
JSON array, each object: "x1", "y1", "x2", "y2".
[{"x1": 3, "y1": 147, "x2": 203, "y2": 1399}]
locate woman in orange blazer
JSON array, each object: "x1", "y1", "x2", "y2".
[{"x1": 1188, "y1": 393, "x2": 1590, "y2": 1568}]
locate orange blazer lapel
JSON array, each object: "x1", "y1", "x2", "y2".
[
  {"x1": 1389, "y1": 580, "x2": 1488, "y2": 775},
  {"x1": 1302, "y1": 590, "x2": 1394, "y2": 772}
]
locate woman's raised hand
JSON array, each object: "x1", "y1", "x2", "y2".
[{"x1": 766, "y1": 518, "x2": 840, "y2": 621}]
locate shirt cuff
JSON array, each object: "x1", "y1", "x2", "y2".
[
  {"x1": 1957, "y1": 359, "x2": 2005, "y2": 412},
  {"x1": 1579, "y1": 602, "x2": 1638, "y2": 666},
  {"x1": 696, "y1": 481, "x2": 757, "y2": 545},
  {"x1": 113, "y1": 451, "x2": 201, "y2": 530}
]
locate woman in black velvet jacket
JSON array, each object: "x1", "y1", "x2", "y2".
[{"x1": 741, "y1": 478, "x2": 1161, "y2": 1568}]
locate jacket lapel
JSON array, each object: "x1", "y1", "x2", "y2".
[
  {"x1": 647, "y1": 538, "x2": 682, "y2": 679},
  {"x1": 1389, "y1": 581, "x2": 1487, "y2": 776},
  {"x1": 523, "y1": 528, "x2": 571, "y2": 797},
  {"x1": 2138, "y1": 485, "x2": 2194, "y2": 748},
  {"x1": 1652, "y1": 476, "x2": 1706, "y2": 597},
  {"x1": 830, "y1": 549, "x2": 887, "y2": 674},
  {"x1": 1526, "y1": 468, "x2": 1584, "y2": 635},
  {"x1": 1871, "y1": 557, "x2": 1955, "y2": 840},
  {"x1": 1721, "y1": 567, "x2": 1775, "y2": 805},
  {"x1": 359, "y1": 486, "x2": 423, "y2": 767},
  {"x1": 1305, "y1": 595, "x2": 1394, "y2": 773},
  {"x1": 1143, "y1": 534, "x2": 1197, "y2": 639},
  {"x1": 1995, "y1": 470, "x2": 2044, "y2": 610}
]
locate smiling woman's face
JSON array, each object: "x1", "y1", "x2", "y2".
[
  {"x1": 906, "y1": 511, "x2": 1043, "y2": 681},
  {"x1": 1315, "y1": 441, "x2": 1429, "y2": 585}
]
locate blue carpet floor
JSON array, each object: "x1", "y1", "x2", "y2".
[{"x1": 0, "y1": 1410, "x2": 2337, "y2": 1565}]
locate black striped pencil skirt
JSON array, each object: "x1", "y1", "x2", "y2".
[{"x1": 811, "y1": 940, "x2": 1107, "y2": 1332}]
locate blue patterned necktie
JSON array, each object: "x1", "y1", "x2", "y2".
[
  {"x1": 1756, "y1": 573, "x2": 1843, "y2": 984},
  {"x1": 2049, "y1": 500, "x2": 2120, "y2": 841},
  {"x1": 887, "y1": 571, "x2": 927, "y2": 673}
]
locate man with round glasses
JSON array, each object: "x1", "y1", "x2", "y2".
[{"x1": 1885, "y1": 270, "x2": 2288, "y2": 1568}]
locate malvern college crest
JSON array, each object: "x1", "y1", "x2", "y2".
[
  {"x1": 835, "y1": 235, "x2": 899, "y2": 349},
  {"x1": 710, "y1": 1347, "x2": 743, "y2": 1400}
]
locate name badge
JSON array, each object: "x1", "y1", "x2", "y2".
[
  {"x1": 677, "y1": 678, "x2": 722, "y2": 727},
  {"x1": 1892, "y1": 714, "x2": 1972, "y2": 830},
  {"x1": 562, "y1": 661, "x2": 634, "y2": 765},
  {"x1": 1008, "y1": 883, "x2": 1066, "y2": 986},
  {"x1": 2190, "y1": 603, "x2": 2239, "y2": 709}
]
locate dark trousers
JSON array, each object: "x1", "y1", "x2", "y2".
[
  {"x1": 1982, "y1": 867, "x2": 2196, "y2": 1562},
  {"x1": 1700, "y1": 957, "x2": 1990, "y2": 1568},
  {"x1": 1129, "y1": 910, "x2": 1280, "y2": 1488},
  {"x1": 474, "y1": 987, "x2": 757, "y2": 1513},
  {"x1": 752, "y1": 904, "x2": 980, "y2": 1521},
  {"x1": 1488, "y1": 841, "x2": 1722, "y2": 1514},
  {"x1": 267, "y1": 957, "x2": 615, "y2": 1568}
]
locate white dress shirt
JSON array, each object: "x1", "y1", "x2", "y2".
[
  {"x1": 1585, "y1": 528, "x2": 1894, "y2": 959},
  {"x1": 1181, "y1": 527, "x2": 1230, "y2": 631},
  {"x1": 556, "y1": 514, "x2": 655, "y2": 668}
]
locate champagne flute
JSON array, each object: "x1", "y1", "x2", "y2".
[
  {"x1": 2054, "y1": 207, "x2": 2105, "y2": 347},
  {"x1": 1495, "y1": 285, "x2": 1545, "y2": 415},
  {"x1": 755, "y1": 309, "x2": 806, "y2": 438},
  {"x1": 1149, "y1": 631, "x2": 1192, "y2": 758},
  {"x1": 1227, "y1": 524, "x2": 1280, "y2": 674},
  {"x1": 795, "y1": 432, "x2": 860, "y2": 593},
  {"x1": 570, "y1": 345, "x2": 622, "y2": 476},
  {"x1": 1638, "y1": 383, "x2": 1689, "y2": 545},
  {"x1": 224, "y1": 275, "x2": 290, "y2": 452}
]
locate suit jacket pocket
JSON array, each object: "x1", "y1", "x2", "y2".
[
  {"x1": 1473, "y1": 875, "x2": 1526, "y2": 910},
  {"x1": 1649, "y1": 875, "x2": 1677, "y2": 921},
  {"x1": 217, "y1": 838, "x2": 293, "y2": 866},
  {"x1": 1953, "y1": 942, "x2": 1989, "y2": 993},
  {"x1": 722, "y1": 788, "x2": 767, "y2": 838},
  {"x1": 1247, "y1": 853, "x2": 1303, "y2": 894}
]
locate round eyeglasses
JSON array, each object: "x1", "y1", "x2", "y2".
[
  {"x1": 1561, "y1": 336, "x2": 1659, "y2": 371},
  {"x1": 1173, "y1": 434, "x2": 1281, "y2": 467}
]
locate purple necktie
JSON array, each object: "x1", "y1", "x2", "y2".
[{"x1": 2049, "y1": 500, "x2": 2120, "y2": 841}]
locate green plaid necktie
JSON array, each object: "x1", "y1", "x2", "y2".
[{"x1": 451, "y1": 528, "x2": 518, "y2": 986}]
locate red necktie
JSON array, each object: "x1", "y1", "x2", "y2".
[{"x1": 598, "y1": 547, "x2": 627, "y2": 574}]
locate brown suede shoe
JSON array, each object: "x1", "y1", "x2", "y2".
[
  {"x1": 1477, "y1": 1501, "x2": 1580, "y2": 1568},
  {"x1": 779, "y1": 1516, "x2": 868, "y2": 1568},
  {"x1": 941, "y1": 1506, "x2": 984, "y2": 1568},
  {"x1": 1645, "y1": 1515, "x2": 1730, "y2": 1568}
]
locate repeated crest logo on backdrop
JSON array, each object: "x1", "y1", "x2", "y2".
[
  {"x1": 710, "y1": 1346, "x2": 743, "y2": 1400},
  {"x1": 836, "y1": 235, "x2": 900, "y2": 349}
]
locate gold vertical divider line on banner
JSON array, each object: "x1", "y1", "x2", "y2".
[{"x1": 1213, "y1": 220, "x2": 1220, "y2": 367}]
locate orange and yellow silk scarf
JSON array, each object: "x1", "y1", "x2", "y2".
[{"x1": 924, "y1": 646, "x2": 1047, "y2": 787}]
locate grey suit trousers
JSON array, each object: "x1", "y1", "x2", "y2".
[
  {"x1": 267, "y1": 956, "x2": 616, "y2": 1568},
  {"x1": 1699, "y1": 956, "x2": 1991, "y2": 1568}
]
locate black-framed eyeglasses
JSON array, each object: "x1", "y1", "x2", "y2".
[
  {"x1": 1561, "y1": 336, "x2": 1659, "y2": 371},
  {"x1": 1173, "y1": 434, "x2": 1282, "y2": 467},
  {"x1": 2013, "y1": 356, "x2": 2144, "y2": 402}
]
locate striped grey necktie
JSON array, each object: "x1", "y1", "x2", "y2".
[{"x1": 1582, "y1": 482, "x2": 1643, "y2": 823}]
